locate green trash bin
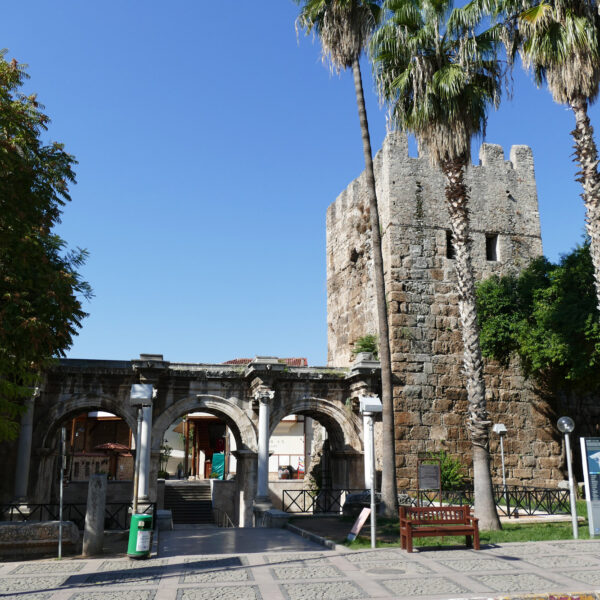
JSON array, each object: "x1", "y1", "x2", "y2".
[{"x1": 127, "y1": 513, "x2": 153, "y2": 559}]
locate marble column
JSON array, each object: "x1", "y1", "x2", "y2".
[
  {"x1": 138, "y1": 405, "x2": 153, "y2": 501},
  {"x1": 254, "y1": 389, "x2": 274, "y2": 510},
  {"x1": 13, "y1": 390, "x2": 37, "y2": 501}
]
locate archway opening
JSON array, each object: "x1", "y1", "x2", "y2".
[
  {"x1": 162, "y1": 412, "x2": 232, "y2": 481},
  {"x1": 67, "y1": 410, "x2": 134, "y2": 482}
]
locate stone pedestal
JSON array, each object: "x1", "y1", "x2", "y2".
[
  {"x1": 82, "y1": 474, "x2": 107, "y2": 557},
  {"x1": 233, "y1": 450, "x2": 257, "y2": 527}
]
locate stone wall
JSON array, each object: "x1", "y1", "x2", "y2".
[{"x1": 326, "y1": 131, "x2": 574, "y2": 488}]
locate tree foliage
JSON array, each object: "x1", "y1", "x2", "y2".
[
  {"x1": 0, "y1": 51, "x2": 91, "y2": 440},
  {"x1": 351, "y1": 333, "x2": 379, "y2": 358},
  {"x1": 476, "y1": 243, "x2": 600, "y2": 391}
]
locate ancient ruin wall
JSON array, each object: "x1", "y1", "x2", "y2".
[{"x1": 326, "y1": 132, "x2": 566, "y2": 488}]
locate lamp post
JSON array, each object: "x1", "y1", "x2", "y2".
[
  {"x1": 492, "y1": 424, "x2": 509, "y2": 517},
  {"x1": 130, "y1": 384, "x2": 154, "y2": 514},
  {"x1": 359, "y1": 395, "x2": 382, "y2": 549},
  {"x1": 557, "y1": 416, "x2": 578, "y2": 539}
]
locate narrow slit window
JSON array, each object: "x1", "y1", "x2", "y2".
[
  {"x1": 446, "y1": 230, "x2": 455, "y2": 259},
  {"x1": 486, "y1": 234, "x2": 498, "y2": 261}
]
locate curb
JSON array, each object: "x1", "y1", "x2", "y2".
[{"x1": 285, "y1": 523, "x2": 346, "y2": 551}]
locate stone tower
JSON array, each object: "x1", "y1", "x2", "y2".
[{"x1": 327, "y1": 131, "x2": 564, "y2": 488}]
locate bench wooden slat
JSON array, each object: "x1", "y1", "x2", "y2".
[{"x1": 399, "y1": 505, "x2": 480, "y2": 553}]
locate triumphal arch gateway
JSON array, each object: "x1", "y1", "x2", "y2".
[{"x1": 3, "y1": 132, "x2": 597, "y2": 525}]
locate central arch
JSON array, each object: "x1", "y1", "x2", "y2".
[{"x1": 152, "y1": 394, "x2": 258, "y2": 527}]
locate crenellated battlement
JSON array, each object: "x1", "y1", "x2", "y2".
[{"x1": 326, "y1": 126, "x2": 543, "y2": 389}]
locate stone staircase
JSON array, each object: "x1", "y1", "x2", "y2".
[{"x1": 164, "y1": 481, "x2": 213, "y2": 524}]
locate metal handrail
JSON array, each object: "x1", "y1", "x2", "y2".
[{"x1": 212, "y1": 507, "x2": 235, "y2": 528}]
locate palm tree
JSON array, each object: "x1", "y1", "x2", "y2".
[
  {"x1": 295, "y1": 0, "x2": 398, "y2": 517},
  {"x1": 513, "y1": 0, "x2": 600, "y2": 314},
  {"x1": 372, "y1": 0, "x2": 503, "y2": 529}
]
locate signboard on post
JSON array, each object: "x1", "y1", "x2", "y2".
[
  {"x1": 418, "y1": 459, "x2": 441, "y2": 507},
  {"x1": 347, "y1": 507, "x2": 371, "y2": 542},
  {"x1": 581, "y1": 437, "x2": 600, "y2": 537}
]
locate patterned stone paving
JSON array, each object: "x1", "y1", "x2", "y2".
[
  {"x1": 0, "y1": 593, "x2": 54, "y2": 600},
  {"x1": 473, "y1": 573, "x2": 563, "y2": 592},
  {"x1": 263, "y1": 552, "x2": 330, "y2": 564},
  {"x1": 379, "y1": 575, "x2": 470, "y2": 596},
  {"x1": 562, "y1": 570, "x2": 600, "y2": 586},
  {"x1": 270, "y1": 564, "x2": 343, "y2": 580},
  {"x1": 98, "y1": 559, "x2": 167, "y2": 571},
  {"x1": 489, "y1": 544, "x2": 564, "y2": 557},
  {"x1": 359, "y1": 560, "x2": 431, "y2": 574},
  {"x1": 69, "y1": 591, "x2": 158, "y2": 600},
  {"x1": 84, "y1": 570, "x2": 163, "y2": 586},
  {"x1": 4, "y1": 538, "x2": 600, "y2": 600},
  {"x1": 280, "y1": 581, "x2": 364, "y2": 600},
  {"x1": 9, "y1": 561, "x2": 86, "y2": 574},
  {"x1": 437, "y1": 557, "x2": 520, "y2": 571},
  {"x1": 0, "y1": 576, "x2": 67, "y2": 594},
  {"x1": 177, "y1": 586, "x2": 262, "y2": 600},
  {"x1": 179, "y1": 557, "x2": 251, "y2": 584},
  {"x1": 521, "y1": 554, "x2": 600, "y2": 568},
  {"x1": 342, "y1": 549, "x2": 404, "y2": 562}
]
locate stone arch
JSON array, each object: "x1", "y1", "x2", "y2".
[
  {"x1": 36, "y1": 392, "x2": 137, "y2": 449},
  {"x1": 270, "y1": 397, "x2": 363, "y2": 453},
  {"x1": 152, "y1": 394, "x2": 258, "y2": 453}
]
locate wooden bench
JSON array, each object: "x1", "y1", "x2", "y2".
[{"x1": 399, "y1": 505, "x2": 480, "y2": 552}]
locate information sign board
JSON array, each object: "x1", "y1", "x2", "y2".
[
  {"x1": 580, "y1": 437, "x2": 600, "y2": 537},
  {"x1": 347, "y1": 507, "x2": 371, "y2": 542},
  {"x1": 418, "y1": 463, "x2": 441, "y2": 490}
]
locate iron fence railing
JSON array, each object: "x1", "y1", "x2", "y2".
[
  {"x1": 404, "y1": 486, "x2": 571, "y2": 517},
  {"x1": 0, "y1": 502, "x2": 156, "y2": 530},
  {"x1": 282, "y1": 486, "x2": 571, "y2": 517},
  {"x1": 282, "y1": 489, "x2": 368, "y2": 514}
]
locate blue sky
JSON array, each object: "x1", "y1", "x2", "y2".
[{"x1": 2, "y1": 1, "x2": 594, "y2": 366}]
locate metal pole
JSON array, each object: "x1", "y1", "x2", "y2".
[
  {"x1": 132, "y1": 407, "x2": 143, "y2": 515},
  {"x1": 564, "y1": 432, "x2": 578, "y2": 539},
  {"x1": 369, "y1": 414, "x2": 376, "y2": 549},
  {"x1": 58, "y1": 427, "x2": 66, "y2": 559},
  {"x1": 500, "y1": 435, "x2": 509, "y2": 517}
]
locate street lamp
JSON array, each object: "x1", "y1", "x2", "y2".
[
  {"x1": 359, "y1": 395, "x2": 382, "y2": 549},
  {"x1": 492, "y1": 424, "x2": 509, "y2": 517},
  {"x1": 130, "y1": 384, "x2": 154, "y2": 514},
  {"x1": 557, "y1": 416, "x2": 578, "y2": 539}
]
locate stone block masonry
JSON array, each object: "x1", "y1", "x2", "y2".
[{"x1": 326, "y1": 131, "x2": 573, "y2": 488}]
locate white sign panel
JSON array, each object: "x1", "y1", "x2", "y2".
[{"x1": 580, "y1": 437, "x2": 600, "y2": 537}]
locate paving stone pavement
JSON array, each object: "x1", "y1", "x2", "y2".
[{"x1": 2, "y1": 534, "x2": 600, "y2": 600}]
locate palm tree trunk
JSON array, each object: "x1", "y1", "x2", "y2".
[
  {"x1": 442, "y1": 157, "x2": 501, "y2": 531},
  {"x1": 570, "y1": 96, "x2": 600, "y2": 313},
  {"x1": 351, "y1": 57, "x2": 398, "y2": 518}
]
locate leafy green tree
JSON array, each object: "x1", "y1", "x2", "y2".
[
  {"x1": 0, "y1": 51, "x2": 91, "y2": 441},
  {"x1": 477, "y1": 243, "x2": 600, "y2": 393},
  {"x1": 295, "y1": 0, "x2": 398, "y2": 517},
  {"x1": 372, "y1": 0, "x2": 503, "y2": 529}
]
